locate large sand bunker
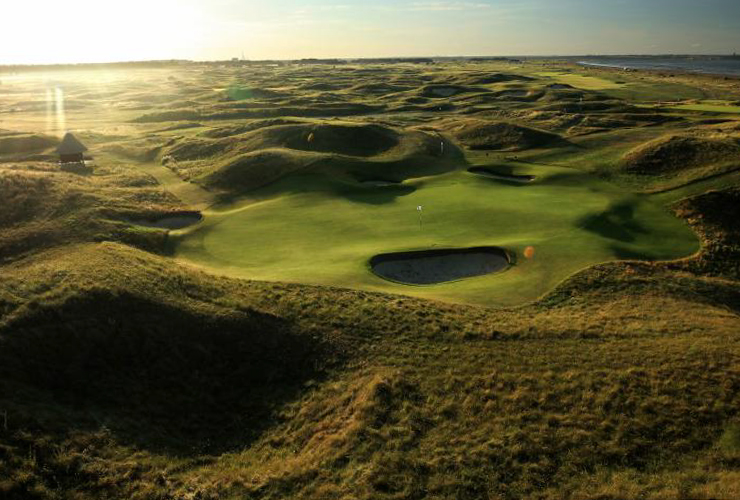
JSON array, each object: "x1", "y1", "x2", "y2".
[{"x1": 370, "y1": 247, "x2": 510, "y2": 285}]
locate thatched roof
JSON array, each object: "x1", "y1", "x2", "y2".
[{"x1": 56, "y1": 132, "x2": 88, "y2": 155}]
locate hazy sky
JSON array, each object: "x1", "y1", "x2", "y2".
[{"x1": 3, "y1": 0, "x2": 740, "y2": 64}]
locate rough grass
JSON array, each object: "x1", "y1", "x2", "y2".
[
  {"x1": 0, "y1": 133, "x2": 58, "y2": 159},
  {"x1": 0, "y1": 162, "x2": 181, "y2": 261},
  {"x1": 2, "y1": 60, "x2": 740, "y2": 500},
  {"x1": 444, "y1": 120, "x2": 565, "y2": 151},
  {"x1": 164, "y1": 121, "x2": 447, "y2": 194},
  {"x1": 623, "y1": 133, "x2": 740, "y2": 175},
  {"x1": 1, "y1": 192, "x2": 740, "y2": 498}
]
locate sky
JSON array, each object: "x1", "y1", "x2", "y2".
[{"x1": 3, "y1": 0, "x2": 740, "y2": 64}]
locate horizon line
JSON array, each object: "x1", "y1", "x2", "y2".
[{"x1": 2, "y1": 53, "x2": 739, "y2": 69}]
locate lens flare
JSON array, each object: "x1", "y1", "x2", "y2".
[
  {"x1": 45, "y1": 88, "x2": 53, "y2": 133},
  {"x1": 55, "y1": 87, "x2": 66, "y2": 134}
]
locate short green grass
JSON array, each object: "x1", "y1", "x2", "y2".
[
  {"x1": 670, "y1": 102, "x2": 740, "y2": 114},
  {"x1": 173, "y1": 166, "x2": 699, "y2": 306},
  {"x1": 535, "y1": 71, "x2": 625, "y2": 90}
]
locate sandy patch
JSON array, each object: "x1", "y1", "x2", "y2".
[{"x1": 370, "y1": 247, "x2": 510, "y2": 285}]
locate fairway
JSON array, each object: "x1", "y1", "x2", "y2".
[
  {"x1": 671, "y1": 102, "x2": 740, "y2": 113},
  {"x1": 173, "y1": 166, "x2": 699, "y2": 306},
  {"x1": 535, "y1": 71, "x2": 626, "y2": 90}
]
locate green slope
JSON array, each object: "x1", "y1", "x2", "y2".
[{"x1": 172, "y1": 166, "x2": 699, "y2": 306}]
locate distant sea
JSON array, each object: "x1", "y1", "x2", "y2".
[{"x1": 577, "y1": 57, "x2": 740, "y2": 77}]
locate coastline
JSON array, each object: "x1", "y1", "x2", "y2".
[{"x1": 576, "y1": 57, "x2": 740, "y2": 79}]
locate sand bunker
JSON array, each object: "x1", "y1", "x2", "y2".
[
  {"x1": 370, "y1": 247, "x2": 510, "y2": 285},
  {"x1": 468, "y1": 167, "x2": 535, "y2": 183},
  {"x1": 130, "y1": 211, "x2": 202, "y2": 230}
]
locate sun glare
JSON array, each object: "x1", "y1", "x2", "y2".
[{"x1": 4, "y1": 0, "x2": 203, "y2": 64}]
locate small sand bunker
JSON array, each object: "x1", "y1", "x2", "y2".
[
  {"x1": 468, "y1": 167, "x2": 535, "y2": 183},
  {"x1": 370, "y1": 247, "x2": 510, "y2": 285},
  {"x1": 130, "y1": 211, "x2": 202, "y2": 230}
]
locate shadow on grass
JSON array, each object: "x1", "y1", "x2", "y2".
[
  {"x1": 0, "y1": 290, "x2": 331, "y2": 456},
  {"x1": 579, "y1": 201, "x2": 648, "y2": 243},
  {"x1": 339, "y1": 183, "x2": 417, "y2": 204}
]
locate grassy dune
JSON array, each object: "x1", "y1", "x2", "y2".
[{"x1": 1, "y1": 60, "x2": 740, "y2": 499}]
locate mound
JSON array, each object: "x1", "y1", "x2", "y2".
[
  {"x1": 0, "y1": 170, "x2": 53, "y2": 227},
  {"x1": 422, "y1": 85, "x2": 473, "y2": 98},
  {"x1": 300, "y1": 82, "x2": 345, "y2": 91},
  {"x1": 226, "y1": 86, "x2": 287, "y2": 100},
  {"x1": 449, "y1": 120, "x2": 564, "y2": 151},
  {"x1": 135, "y1": 103, "x2": 386, "y2": 122},
  {"x1": 547, "y1": 83, "x2": 575, "y2": 90},
  {"x1": 672, "y1": 186, "x2": 740, "y2": 278},
  {"x1": 0, "y1": 244, "x2": 333, "y2": 454},
  {"x1": 0, "y1": 133, "x2": 58, "y2": 155},
  {"x1": 351, "y1": 83, "x2": 415, "y2": 95},
  {"x1": 0, "y1": 163, "x2": 178, "y2": 261},
  {"x1": 537, "y1": 101, "x2": 636, "y2": 113},
  {"x1": 201, "y1": 149, "x2": 317, "y2": 192},
  {"x1": 623, "y1": 134, "x2": 740, "y2": 174},
  {"x1": 166, "y1": 137, "x2": 237, "y2": 162},
  {"x1": 262, "y1": 123, "x2": 399, "y2": 157},
  {"x1": 98, "y1": 138, "x2": 164, "y2": 162},
  {"x1": 199, "y1": 119, "x2": 304, "y2": 138},
  {"x1": 165, "y1": 121, "x2": 447, "y2": 192},
  {"x1": 132, "y1": 109, "x2": 201, "y2": 123},
  {"x1": 128, "y1": 211, "x2": 202, "y2": 229},
  {"x1": 178, "y1": 123, "x2": 400, "y2": 159},
  {"x1": 466, "y1": 73, "x2": 535, "y2": 85}
]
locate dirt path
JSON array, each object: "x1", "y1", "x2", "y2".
[{"x1": 137, "y1": 161, "x2": 216, "y2": 210}]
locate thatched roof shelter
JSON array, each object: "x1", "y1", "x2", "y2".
[{"x1": 56, "y1": 132, "x2": 87, "y2": 163}]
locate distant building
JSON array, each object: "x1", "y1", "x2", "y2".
[{"x1": 56, "y1": 132, "x2": 87, "y2": 163}]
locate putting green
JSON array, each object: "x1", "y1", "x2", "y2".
[
  {"x1": 670, "y1": 103, "x2": 740, "y2": 114},
  {"x1": 172, "y1": 167, "x2": 699, "y2": 307},
  {"x1": 535, "y1": 72, "x2": 625, "y2": 90}
]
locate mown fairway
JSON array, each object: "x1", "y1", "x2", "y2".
[{"x1": 173, "y1": 165, "x2": 698, "y2": 306}]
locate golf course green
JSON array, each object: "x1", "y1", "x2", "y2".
[{"x1": 172, "y1": 164, "x2": 699, "y2": 306}]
